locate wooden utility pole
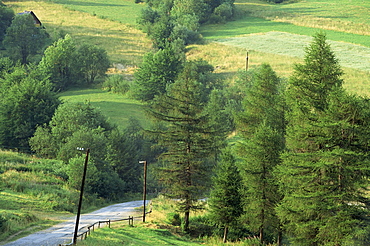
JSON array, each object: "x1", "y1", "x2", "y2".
[
  {"x1": 73, "y1": 148, "x2": 90, "y2": 245},
  {"x1": 139, "y1": 160, "x2": 147, "y2": 222},
  {"x1": 246, "y1": 52, "x2": 249, "y2": 71}
]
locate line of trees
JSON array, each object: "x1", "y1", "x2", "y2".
[
  {"x1": 137, "y1": 0, "x2": 236, "y2": 49},
  {"x1": 207, "y1": 33, "x2": 370, "y2": 245},
  {"x1": 137, "y1": 30, "x2": 370, "y2": 245}
]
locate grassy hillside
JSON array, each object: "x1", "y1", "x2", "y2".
[
  {"x1": 4, "y1": 0, "x2": 370, "y2": 127},
  {"x1": 4, "y1": 0, "x2": 151, "y2": 65},
  {"x1": 0, "y1": 150, "x2": 76, "y2": 243}
]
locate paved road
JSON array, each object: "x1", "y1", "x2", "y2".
[{"x1": 3, "y1": 200, "x2": 146, "y2": 246}]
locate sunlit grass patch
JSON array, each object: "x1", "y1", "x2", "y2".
[
  {"x1": 77, "y1": 222, "x2": 203, "y2": 246},
  {"x1": 50, "y1": 0, "x2": 145, "y2": 26},
  {"x1": 59, "y1": 88, "x2": 148, "y2": 130}
]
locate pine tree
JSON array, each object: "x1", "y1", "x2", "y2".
[
  {"x1": 208, "y1": 149, "x2": 243, "y2": 243},
  {"x1": 235, "y1": 63, "x2": 285, "y2": 244},
  {"x1": 147, "y1": 61, "x2": 225, "y2": 232},
  {"x1": 276, "y1": 32, "x2": 370, "y2": 245}
]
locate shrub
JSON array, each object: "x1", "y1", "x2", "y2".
[
  {"x1": 102, "y1": 74, "x2": 131, "y2": 94},
  {"x1": 166, "y1": 212, "x2": 181, "y2": 226}
]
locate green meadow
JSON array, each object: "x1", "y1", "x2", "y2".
[
  {"x1": 59, "y1": 88, "x2": 148, "y2": 130},
  {"x1": 49, "y1": 0, "x2": 145, "y2": 26}
]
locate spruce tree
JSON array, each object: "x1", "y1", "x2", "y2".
[
  {"x1": 276, "y1": 32, "x2": 370, "y2": 245},
  {"x1": 235, "y1": 64, "x2": 285, "y2": 244},
  {"x1": 147, "y1": 61, "x2": 226, "y2": 232},
  {"x1": 208, "y1": 149, "x2": 243, "y2": 243}
]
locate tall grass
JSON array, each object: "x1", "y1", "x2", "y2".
[{"x1": 0, "y1": 149, "x2": 111, "y2": 243}]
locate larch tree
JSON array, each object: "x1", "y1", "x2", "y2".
[
  {"x1": 235, "y1": 64, "x2": 285, "y2": 244},
  {"x1": 208, "y1": 149, "x2": 243, "y2": 243},
  {"x1": 275, "y1": 32, "x2": 370, "y2": 246},
  {"x1": 147, "y1": 61, "x2": 226, "y2": 233}
]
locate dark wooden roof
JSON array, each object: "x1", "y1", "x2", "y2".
[{"x1": 18, "y1": 11, "x2": 42, "y2": 26}]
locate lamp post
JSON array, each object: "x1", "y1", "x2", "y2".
[
  {"x1": 139, "y1": 160, "x2": 147, "y2": 222},
  {"x1": 73, "y1": 148, "x2": 90, "y2": 245}
]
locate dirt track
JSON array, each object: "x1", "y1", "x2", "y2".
[{"x1": 2, "y1": 200, "x2": 145, "y2": 246}]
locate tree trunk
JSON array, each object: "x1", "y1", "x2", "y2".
[
  {"x1": 277, "y1": 228, "x2": 282, "y2": 246},
  {"x1": 183, "y1": 210, "x2": 190, "y2": 233},
  {"x1": 223, "y1": 225, "x2": 229, "y2": 243}
]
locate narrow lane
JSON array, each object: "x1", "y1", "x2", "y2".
[{"x1": 3, "y1": 200, "x2": 145, "y2": 246}]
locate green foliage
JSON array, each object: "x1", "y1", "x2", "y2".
[
  {"x1": 0, "y1": 5, "x2": 14, "y2": 43},
  {"x1": 30, "y1": 101, "x2": 112, "y2": 157},
  {"x1": 276, "y1": 33, "x2": 370, "y2": 245},
  {"x1": 166, "y1": 212, "x2": 181, "y2": 226},
  {"x1": 208, "y1": 149, "x2": 243, "y2": 242},
  {"x1": 75, "y1": 43, "x2": 110, "y2": 84},
  {"x1": 38, "y1": 34, "x2": 77, "y2": 91},
  {"x1": 0, "y1": 64, "x2": 60, "y2": 150},
  {"x1": 234, "y1": 64, "x2": 285, "y2": 244},
  {"x1": 29, "y1": 101, "x2": 156, "y2": 198},
  {"x1": 102, "y1": 74, "x2": 131, "y2": 95},
  {"x1": 39, "y1": 35, "x2": 110, "y2": 91},
  {"x1": 106, "y1": 118, "x2": 155, "y2": 193},
  {"x1": 3, "y1": 14, "x2": 50, "y2": 64},
  {"x1": 137, "y1": 0, "x2": 235, "y2": 47},
  {"x1": 147, "y1": 61, "x2": 228, "y2": 232},
  {"x1": 133, "y1": 46, "x2": 183, "y2": 101}
]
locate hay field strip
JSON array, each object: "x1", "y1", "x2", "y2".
[{"x1": 215, "y1": 31, "x2": 370, "y2": 72}]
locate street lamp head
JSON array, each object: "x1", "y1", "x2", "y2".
[
  {"x1": 77, "y1": 147, "x2": 85, "y2": 151},
  {"x1": 139, "y1": 160, "x2": 146, "y2": 164}
]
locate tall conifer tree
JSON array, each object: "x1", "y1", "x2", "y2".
[
  {"x1": 276, "y1": 32, "x2": 370, "y2": 245},
  {"x1": 208, "y1": 149, "x2": 243, "y2": 243},
  {"x1": 147, "y1": 61, "x2": 226, "y2": 232},
  {"x1": 235, "y1": 64, "x2": 285, "y2": 244}
]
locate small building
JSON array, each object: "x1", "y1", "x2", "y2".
[{"x1": 17, "y1": 11, "x2": 42, "y2": 27}]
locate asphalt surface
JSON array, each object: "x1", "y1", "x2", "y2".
[{"x1": 3, "y1": 200, "x2": 146, "y2": 246}]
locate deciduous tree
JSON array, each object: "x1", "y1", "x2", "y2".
[
  {"x1": 0, "y1": 64, "x2": 60, "y2": 150},
  {"x1": 3, "y1": 14, "x2": 50, "y2": 64}
]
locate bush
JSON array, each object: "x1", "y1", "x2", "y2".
[
  {"x1": 214, "y1": 3, "x2": 234, "y2": 20},
  {"x1": 102, "y1": 74, "x2": 131, "y2": 94},
  {"x1": 166, "y1": 212, "x2": 181, "y2": 226}
]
